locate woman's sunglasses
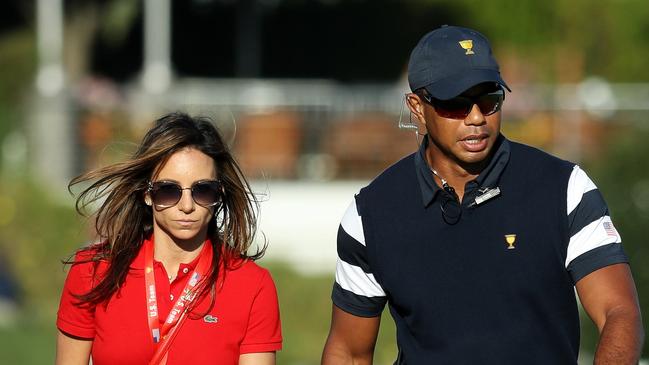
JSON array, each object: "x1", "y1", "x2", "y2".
[
  {"x1": 147, "y1": 180, "x2": 222, "y2": 208},
  {"x1": 419, "y1": 88, "x2": 505, "y2": 120}
]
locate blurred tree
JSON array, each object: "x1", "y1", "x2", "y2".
[
  {"x1": 0, "y1": 177, "x2": 81, "y2": 313},
  {"x1": 0, "y1": 0, "x2": 641, "y2": 84},
  {"x1": 3, "y1": 0, "x2": 649, "y2": 84},
  {"x1": 0, "y1": 1, "x2": 31, "y2": 33},
  {"x1": 452, "y1": 0, "x2": 649, "y2": 82},
  {"x1": 0, "y1": 31, "x2": 34, "y2": 141}
]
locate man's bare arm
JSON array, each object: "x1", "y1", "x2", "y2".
[
  {"x1": 321, "y1": 305, "x2": 381, "y2": 365},
  {"x1": 576, "y1": 263, "x2": 644, "y2": 365}
]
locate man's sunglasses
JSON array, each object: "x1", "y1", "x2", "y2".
[
  {"x1": 147, "y1": 180, "x2": 222, "y2": 208},
  {"x1": 419, "y1": 88, "x2": 505, "y2": 120}
]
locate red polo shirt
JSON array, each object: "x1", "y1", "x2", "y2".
[{"x1": 57, "y1": 240, "x2": 282, "y2": 365}]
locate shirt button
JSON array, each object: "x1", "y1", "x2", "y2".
[
  {"x1": 170, "y1": 294, "x2": 174, "y2": 301},
  {"x1": 182, "y1": 268, "x2": 189, "y2": 274}
]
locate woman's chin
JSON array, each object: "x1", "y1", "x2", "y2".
[{"x1": 172, "y1": 230, "x2": 202, "y2": 242}]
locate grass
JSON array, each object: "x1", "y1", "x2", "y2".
[{"x1": 0, "y1": 312, "x2": 57, "y2": 364}]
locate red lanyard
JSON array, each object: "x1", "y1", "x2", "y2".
[{"x1": 144, "y1": 237, "x2": 213, "y2": 365}]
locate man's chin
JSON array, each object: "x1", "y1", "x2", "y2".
[{"x1": 460, "y1": 150, "x2": 490, "y2": 164}]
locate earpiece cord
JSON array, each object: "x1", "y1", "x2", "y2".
[
  {"x1": 430, "y1": 168, "x2": 448, "y2": 187},
  {"x1": 398, "y1": 94, "x2": 426, "y2": 146},
  {"x1": 430, "y1": 168, "x2": 459, "y2": 202}
]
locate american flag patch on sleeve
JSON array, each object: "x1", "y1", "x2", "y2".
[{"x1": 603, "y1": 221, "x2": 618, "y2": 237}]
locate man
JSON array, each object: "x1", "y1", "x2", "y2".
[{"x1": 321, "y1": 25, "x2": 644, "y2": 364}]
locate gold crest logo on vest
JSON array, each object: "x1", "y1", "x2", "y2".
[{"x1": 505, "y1": 234, "x2": 516, "y2": 250}]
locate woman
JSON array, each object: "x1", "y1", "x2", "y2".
[{"x1": 56, "y1": 113, "x2": 282, "y2": 365}]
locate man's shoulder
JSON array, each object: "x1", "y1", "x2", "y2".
[
  {"x1": 508, "y1": 139, "x2": 575, "y2": 172},
  {"x1": 363, "y1": 152, "x2": 417, "y2": 192},
  {"x1": 354, "y1": 152, "x2": 420, "y2": 216}
]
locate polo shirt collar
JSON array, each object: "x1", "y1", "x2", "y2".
[
  {"x1": 475, "y1": 134, "x2": 510, "y2": 188},
  {"x1": 415, "y1": 137, "x2": 442, "y2": 206},
  {"x1": 414, "y1": 134, "x2": 510, "y2": 207}
]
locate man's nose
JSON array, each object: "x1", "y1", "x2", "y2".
[{"x1": 464, "y1": 104, "x2": 486, "y2": 126}]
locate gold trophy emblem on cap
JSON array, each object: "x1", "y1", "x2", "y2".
[
  {"x1": 459, "y1": 39, "x2": 475, "y2": 55},
  {"x1": 505, "y1": 234, "x2": 516, "y2": 250}
]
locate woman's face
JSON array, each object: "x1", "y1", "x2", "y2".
[{"x1": 146, "y1": 147, "x2": 217, "y2": 246}]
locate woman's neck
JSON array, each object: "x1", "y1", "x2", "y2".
[{"x1": 152, "y1": 230, "x2": 206, "y2": 281}]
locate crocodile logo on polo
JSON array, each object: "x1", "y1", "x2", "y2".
[{"x1": 203, "y1": 315, "x2": 218, "y2": 323}]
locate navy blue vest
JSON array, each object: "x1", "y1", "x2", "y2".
[{"x1": 355, "y1": 140, "x2": 579, "y2": 364}]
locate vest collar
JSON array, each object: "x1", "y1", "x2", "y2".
[{"x1": 414, "y1": 134, "x2": 510, "y2": 207}]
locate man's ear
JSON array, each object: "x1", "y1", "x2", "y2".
[
  {"x1": 406, "y1": 93, "x2": 426, "y2": 124},
  {"x1": 406, "y1": 93, "x2": 426, "y2": 132}
]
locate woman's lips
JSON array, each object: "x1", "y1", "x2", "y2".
[{"x1": 175, "y1": 219, "x2": 197, "y2": 227}]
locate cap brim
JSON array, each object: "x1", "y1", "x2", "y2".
[{"x1": 424, "y1": 69, "x2": 511, "y2": 100}]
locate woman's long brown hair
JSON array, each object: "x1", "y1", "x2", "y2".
[{"x1": 67, "y1": 112, "x2": 263, "y2": 309}]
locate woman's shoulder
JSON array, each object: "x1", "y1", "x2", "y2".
[
  {"x1": 225, "y1": 257, "x2": 269, "y2": 275},
  {"x1": 223, "y1": 256, "x2": 275, "y2": 287},
  {"x1": 70, "y1": 242, "x2": 106, "y2": 259},
  {"x1": 60, "y1": 243, "x2": 110, "y2": 297},
  {"x1": 66, "y1": 242, "x2": 110, "y2": 273}
]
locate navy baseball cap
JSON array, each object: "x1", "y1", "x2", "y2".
[{"x1": 408, "y1": 25, "x2": 510, "y2": 100}]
